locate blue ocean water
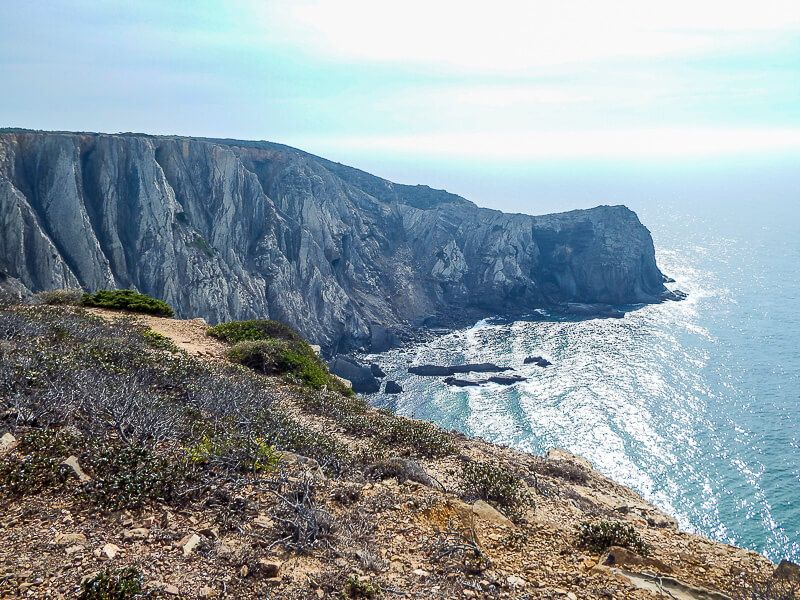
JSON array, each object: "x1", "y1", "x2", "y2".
[{"x1": 368, "y1": 198, "x2": 800, "y2": 562}]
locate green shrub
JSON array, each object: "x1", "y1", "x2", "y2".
[
  {"x1": 79, "y1": 566, "x2": 145, "y2": 599},
  {"x1": 259, "y1": 411, "x2": 352, "y2": 476},
  {"x1": 208, "y1": 319, "x2": 302, "y2": 344},
  {"x1": 460, "y1": 460, "x2": 532, "y2": 514},
  {"x1": 81, "y1": 289, "x2": 174, "y2": 317},
  {"x1": 0, "y1": 428, "x2": 190, "y2": 509},
  {"x1": 378, "y1": 417, "x2": 454, "y2": 458},
  {"x1": 342, "y1": 574, "x2": 380, "y2": 598},
  {"x1": 226, "y1": 338, "x2": 346, "y2": 393},
  {"x1": 184, "y1": 433, "x2": 281, "y2": 474},
  {"x1": 32, "y1": 288, "x2": 83, "y2": 305},
  {"x1": 0, "y1": 429, "x2": 83, "y2": 495},
  {"x1": 576, "y1": 520, "x2": 650, "y2": 555},
  {"x1": 81, "y1": 444, "x2": 190, "y2": 511}
]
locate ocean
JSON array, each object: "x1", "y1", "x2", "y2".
[{"x1": 367, "y1": 197, "x2": 800, "y2": 563}]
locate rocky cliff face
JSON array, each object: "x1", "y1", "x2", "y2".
[{"x1": 0, "y1": 130, "x2": 673, "y2": 352}]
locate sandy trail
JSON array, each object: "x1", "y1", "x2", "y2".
[{"x1": 84, "y1": 307, "x2": 227, "y2": 359}]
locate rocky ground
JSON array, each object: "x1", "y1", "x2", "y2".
[{"x1": 0, "y1": 307, "x2": 797, "y2": 599}]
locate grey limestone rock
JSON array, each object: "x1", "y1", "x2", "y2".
[{"x1": 0, "y1": 130, "x2": 673, "y2": 353}]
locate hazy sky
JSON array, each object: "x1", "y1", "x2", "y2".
[{"x1": 2, "y1": 0, "x2": 798, "y2": 214}]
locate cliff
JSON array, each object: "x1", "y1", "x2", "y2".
[{"x1": 0, "y1": 130, "x2": 674, "y2": 352}]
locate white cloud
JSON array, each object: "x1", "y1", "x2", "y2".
[
  {"x1": 294, "y1": 128, "x2": 800, "y2": 161},
  {"x1": 252, "y1": 0, "x2": 800, "y2": 71}
]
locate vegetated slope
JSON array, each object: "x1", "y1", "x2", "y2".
[
  {"x1": 0, "y1": 303, "x2": 793, "y2": 599},
  {"x1": 0, "y1": 129, "x2": 676, "y2": 353}
]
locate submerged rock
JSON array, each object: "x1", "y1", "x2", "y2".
[
  {"x1": 384, "y1": 380, "x2": 403, "y2": 394},
  {"x1": 524, "y1": 356, "x2": 552, "y2": 367},
  {"x1": 488, "y1": 374, "x2": 527, "y2": 385},
  {"x1": 443, "y1": 377, "x2": 482, "y2": 387},
  {"x1": 409, "y1": 363, "x2": 511, "y2": 376}
]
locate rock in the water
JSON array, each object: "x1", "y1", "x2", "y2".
[
  {"x1": 369, "y1": 326, "x2": 400, "y2": 352},
  {"x1": 409, "y1": 365, "x2": 453, "y2": 376},
  {"x1": 329, "y1": 356, "x2": 380, "y2": 393},
  {"x1": 443, "y1": 377, "x2": 482, "y2": 387},
  {"x1": 451, "y1": 363, "x2": 512, "y2": 374},
  {"x1": 410, "y1": 363, "x2": 511, "y2": 376},
  {"x1": 369, "y1": 363, "x2": 386, "y2": 378},
  {"x1": 488, "y1": 375, "x2": 527, "y2": 385},
  {"x1": 384, "y1": 380, "x2": 403, "y2": 394},
  {"x1": 523, "y1": 355, "x2": 552, "y2": 367},
  {"x1": 666, "y1": 289, "x2": 688, "y2": 301}
]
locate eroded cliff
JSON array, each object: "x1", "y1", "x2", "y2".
[{"x1": 0, "y1": 130, "x2": 673, "y2": 352}]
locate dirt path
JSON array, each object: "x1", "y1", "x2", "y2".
[{"x1": 84, "y1": 308, "x2": 227, "y2": 359}]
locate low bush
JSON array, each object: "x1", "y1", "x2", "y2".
[
  {"x1": 460, "y1": 460, "x2": 532, "y2": 515},
  {"x1": 0, "y1": 429, "x2": 82, "y2": 495},
  {"x1": 537, "y1": 459, "x2": 589, "y2": 485},
  {"x1": 226, "y1": 338, "x2": 351, "y2": 395},
  {"x1": 0, "y1": 428, "x2": 192, "y2": 510},
  {"x1": 184, "y1": 432, "x2": 281, "y2": 475},
  {"x1": 271, "y1": 476, "x2": 337, "y2": 554},
  {"x1": 731, "y1": 577, "x2": 799, "y2": 600},
  {"x1": 342, "y1": 574, "x2": 380, "y2": 598},
  {"x1": 433, "y1": 523, "x2": 490, "y2": 574},
  {"x1": 79, "y1": 566, "x2": 145, "y2": 599},
  {"x1": 32, "y1": 288, "x2": 83, "y2": 306},
  {"x1": 208, "y1": 319, "x2": 302, "y2": 344},
  {"x1": 81, "y1": 289, "x2": 174, "y2": 317},
  {"x1": 295, "y1": 388, "x2": 452, "y2": 458},
  {"x1": 81, "y1": 444, "x2": 191, "y2": 511},
  {"x1": 378, "y1": 417, "x2": 454, "y2": 458},
  {"x1": 576, "y1": 520, "x2": 650, "y2": 555}
]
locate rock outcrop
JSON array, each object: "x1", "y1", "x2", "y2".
[
  {"x1": 328, "y1": 356, "x2": 380, "y2": 394},
  {"x1": 0, "y1": 129, "x2": 675, "y2": 353}
]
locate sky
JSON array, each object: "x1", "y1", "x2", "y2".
[{"x1": 1, "y1": 0, "x2": 798, "y2": 214}]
